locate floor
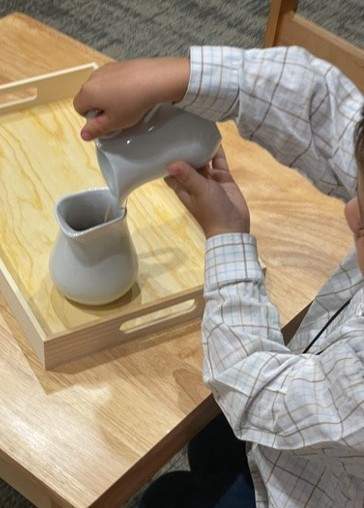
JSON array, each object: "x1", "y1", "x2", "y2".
[{"x1": 0, "y1": 0, "x2": 363, "y2": 506}]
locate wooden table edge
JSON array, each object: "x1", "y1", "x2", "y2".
[
  {"x1": 0, "y1": 447, "x2": 74, "y2": 508},
  {"x1": 89, "y1": 304, "x2": 311, "y2": 507},
  {"x1": 89, "y1": 395, "x2": 220, "y2": 507}
]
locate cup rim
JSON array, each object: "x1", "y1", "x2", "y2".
[{"x1": 54, "y1": 187, "x2": 126, "y2": 239}]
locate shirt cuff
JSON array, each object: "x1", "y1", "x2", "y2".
[
  {"x1": 205, "y1": 233, "x2": 263, "y2": 291},
  {"x1": 176, "y1": 46, "x2": 242, "y2": 122}
]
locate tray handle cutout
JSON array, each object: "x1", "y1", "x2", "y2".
[
  {"x1": 117, "y1": 287, "x2": 205, "y2": 340},
  {"x1": 120, "y1": 296, "x2": 201, "y2": 336},
  {"x1": 0, "y1": 86, "x2": 38, "y2": 111},
  {"x1": 0, "y1": 63, "x2": 97, "y2": 115},
  {"x1": 46, "y1": 287, "x2": 205, "y2": 369}
]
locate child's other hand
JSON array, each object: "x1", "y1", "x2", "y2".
[
  {"x1": 165, "y1": 146, "x2": 250, "y2": 239},
  {"x1": 73, "y1": 58, "x2": 189, "y2": 141}
]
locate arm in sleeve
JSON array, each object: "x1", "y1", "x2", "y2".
[
  {"x1": 203, "y1": 233, "x2": 364, "y2": 461},
  {"x1": 177, "y1": 46, "x2": 364, "y2": 201}
]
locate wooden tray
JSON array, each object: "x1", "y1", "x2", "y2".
[{"x1": 0, "y1": 64, "x2": 205, "y2": 368}]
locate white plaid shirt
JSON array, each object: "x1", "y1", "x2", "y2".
[{"x1": 177, "y1": 46, "x2": 364, "y2": 507}]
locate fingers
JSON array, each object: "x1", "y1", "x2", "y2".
[
  {"x1": 164, "y1": 175, "x2": 179, "y2": 192},
  {"x1": 167, "y1": 161, "x2": 206, "y2": 196},
  {"x1": 80, "y1": 113, "x2": 111, "y2": 141},
  {"x1": 212, "y1": 145, "x2": 230, "y2": 172},
  {"x1": 73, "y1": 66, "x2": 109, "y2": 115},
  {"x1": 208, "y1": 168, "x2": 231, "y2": 183},
  {"x1": 74, "y1": 78, "x2": 113, "y2": 140},
  {"x1": 73, "y1": 84, "x2": 94, "y2": 117},
  {"x1": 197, "y1": 164, "x2": 211, "y2": 179},
  {"x1": 164, "y1": 176, "x2": 192, "y2": 208}
]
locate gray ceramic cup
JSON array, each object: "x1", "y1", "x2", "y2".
[
  {"x1": 49, "y1": 188, "x2": 138, "y2": 305},
  {"x1": 95, "y1": 104, "x2": 222, "y2": 203}
]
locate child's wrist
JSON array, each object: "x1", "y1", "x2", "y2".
[{"x1": 150, "y1": 57, "x2": 190, "y2": 106}]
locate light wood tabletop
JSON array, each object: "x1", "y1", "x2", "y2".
[{"x1": 0, "y1": 12, "x2": 353, "y2": 508}]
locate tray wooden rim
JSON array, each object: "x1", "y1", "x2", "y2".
[{"x1": 0, "y1": 64, "x2": 205, "y2": 368}]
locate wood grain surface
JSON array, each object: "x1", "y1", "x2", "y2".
[
  {"x1": 0, "y1": 68, "x2": 208, "y2": 366},
  {"x1": 0, "y1": 93, "x2": 206, "y2": 336},
  {"x1": 0, "y1": 12, "x2": 353, "y2": 508}
]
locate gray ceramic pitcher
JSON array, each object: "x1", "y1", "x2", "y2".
[
  {"x1": 95, "y1": 104, "x2": 222, "y2": 203},
  {"x1": 49, "y1": 188, "x2": 138, "y2": 305}
]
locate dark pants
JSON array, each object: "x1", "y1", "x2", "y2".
[{"x1": 139, "y1": 413, "x2": 256, "y2": 508}]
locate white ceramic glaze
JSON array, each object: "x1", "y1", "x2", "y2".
[
  {"x1": 49, "y1": 188, "x2": 138, "y2": 305},
  {"x1": 95, "y1": 104, "x2": 222, "y2": 202}
]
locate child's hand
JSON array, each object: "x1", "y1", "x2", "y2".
[
  {"x1": 165, "y1": 147, "x2": 250, "y2": 238},
  {"x1": 73, "y1": 58, "x2": 189, "y2": 141}
]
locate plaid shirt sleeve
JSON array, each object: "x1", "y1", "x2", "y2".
[
  {"x1": 203, "y1": 233, "x2": 364, "y2": 459},
  {"x1": 177, "y1": 47, "x2": 364, "y2": 462},
  {"x1": 177, "y1": 45, "x2": 363, "y2": 201}
]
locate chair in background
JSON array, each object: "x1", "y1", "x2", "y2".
[
  {"x1": 264, "y1": 0, "x2": 364, "y2": 92},
  {"x1": 264, "y1": 0, "x2": 364, "y2": 342}
]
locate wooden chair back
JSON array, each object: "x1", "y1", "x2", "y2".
[{"x1": 264, "y1": 0, "x2": 364, "y2": 92}]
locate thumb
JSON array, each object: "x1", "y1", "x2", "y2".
[
  {"x1": 167, "y1": 161, "x2": 206, "y2": 196},
  {"x1": 81, "y1": 113, "x2": 111, "y2": 141}
]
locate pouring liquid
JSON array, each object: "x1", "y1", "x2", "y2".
[
  {"x1": 104, "y1": 202, "x2": 113, "y2": 223},
  {"x1": 103, "y1": 195, "x2": 126, "y2": 224}
]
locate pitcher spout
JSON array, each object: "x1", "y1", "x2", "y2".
[{"x1": 55, "y1": 188, "x2": 125, "y2": 241}]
